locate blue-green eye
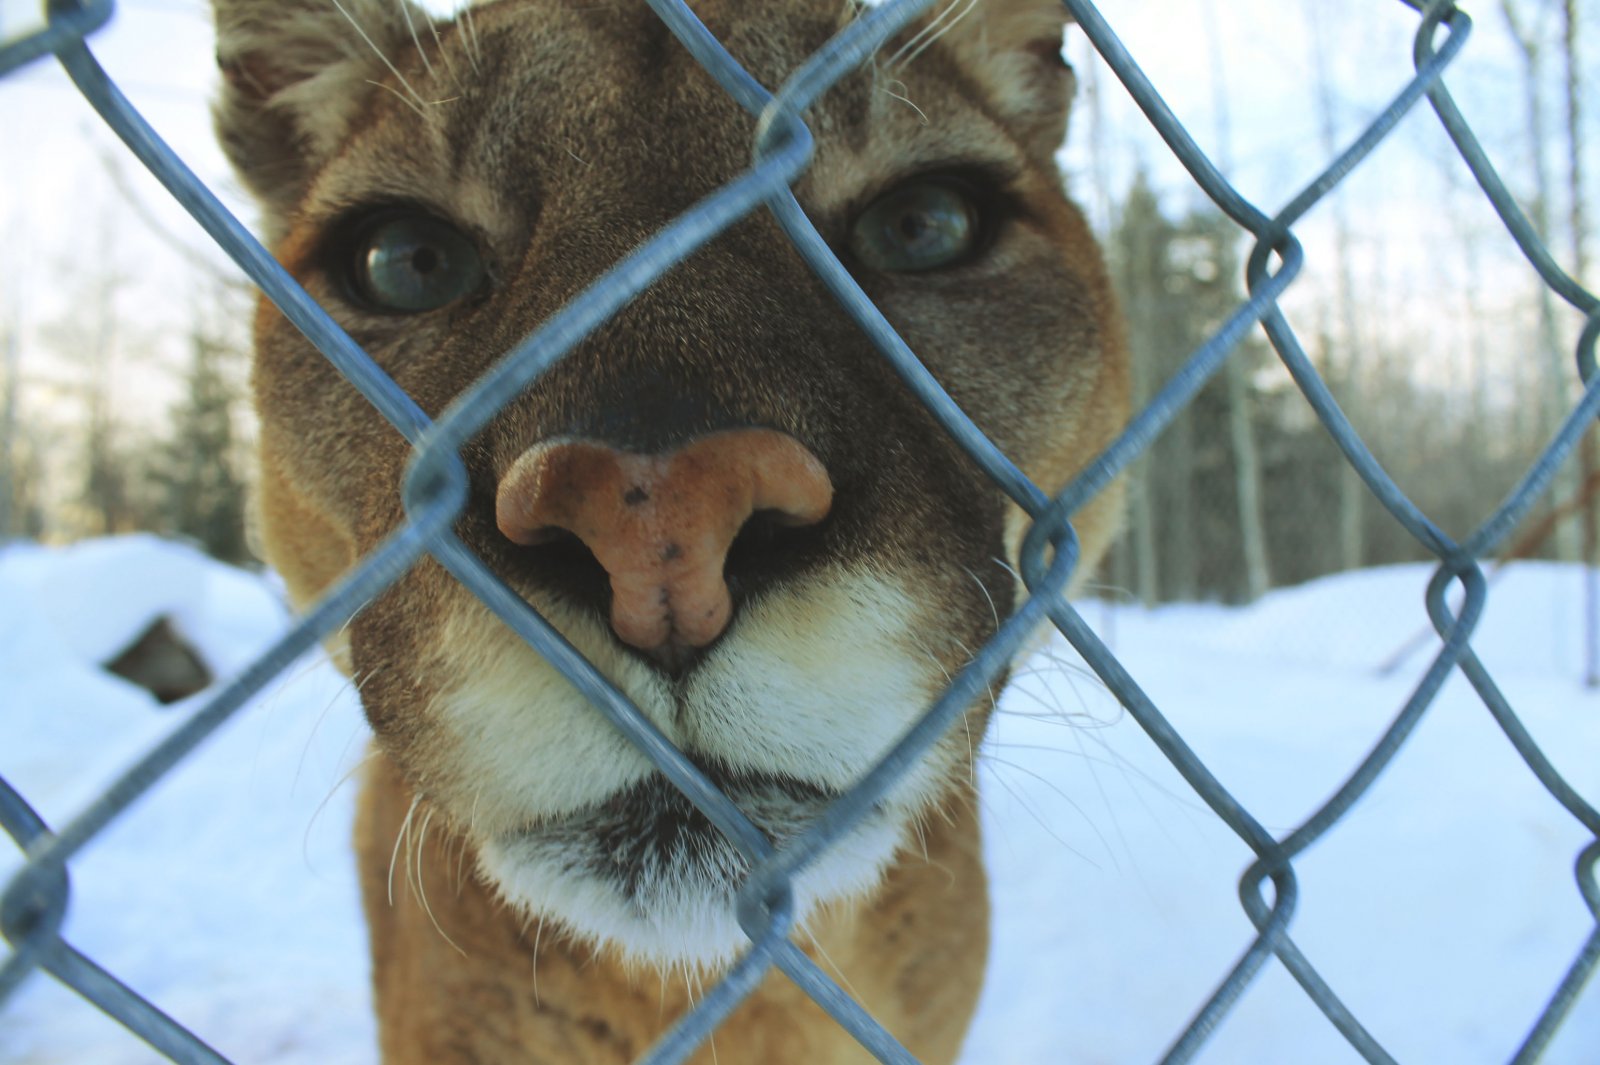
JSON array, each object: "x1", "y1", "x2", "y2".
[
  {"x1": 849, "y1": 180, "x2": 984, "y2": 272},
  {"x1": 349, "y1": 212, "x2": 485, "y2": 313}
]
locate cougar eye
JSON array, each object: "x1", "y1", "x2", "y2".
[
  {"x1": 345, "y1": 212, "x2": 485, "y2": 313},
  {"x1": 849, "y1": 178, "x2": 986, "y2": 273}
]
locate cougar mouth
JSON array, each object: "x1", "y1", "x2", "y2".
[
  {"x1": 439, "y1": 565, "x2": 959, "y2": 964},
  {"x1": 518, "y1": 767, "x2": 836, "y2": 898},
  {"x1": 479, "y1": 760, "x2": 922, "y2": 966}
]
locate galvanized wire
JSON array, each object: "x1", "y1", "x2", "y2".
[{"x1": 1, "y1": 0, "x2": 1597, "y2": 1063}]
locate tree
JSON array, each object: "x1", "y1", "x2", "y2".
[
  {"x1": 152, "y1": 315, "x2": 251, "y2": 563},
  {"x1": 1202, "y1": 0, "x2": 1271, "y2": 602},
  {"x1": 1105, "y1": 173, "x2": 1276, "y2": 603},
  {"x1": 0, "y1": 324, "x2": 17, "y2": 538},
  {"x1": 63, "y1": 261, "x2": 148, "y2": 536},
  {"x1": 1111, "y1": 171, "x2": 1176, "y2": 605},
  {"x1": 37, "y1": 232, "x2": 171, "y2": 540},
  {"x1": 1500, "y1": 0, "x2": 1577, "y2": 561},
  {"x1": 1306, "y1": 0, "x2": 1368, "y2": 573},
  {"x1": 1558, "y1": 0, "x2": 1596, "y2": 684}
]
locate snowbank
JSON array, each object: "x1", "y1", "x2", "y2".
[{"x1": 0, "y1": 538, "x2": 1594, "y2": 1064}]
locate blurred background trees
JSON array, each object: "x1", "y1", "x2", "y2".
[
  {"x1": 1083, "y1": 0, "x2": 1593, "y2": 608},
  {"x1": 0, "y1": 258, "x2": 251, "y2": 563},
  {"x1": 1099, "y1": 163, "x2": 1586, "y2": 605}
]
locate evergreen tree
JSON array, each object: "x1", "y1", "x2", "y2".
[{"x1": 155, "y1": 326, "x2": 249, "y2": 563}]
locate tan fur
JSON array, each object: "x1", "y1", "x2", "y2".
[
  {"x1": 358, "y1": 754, "x2": 988, "y2": 1064},
  {"x1": 212, "y1": 0, "x2": 1129, "y2": 1060}
]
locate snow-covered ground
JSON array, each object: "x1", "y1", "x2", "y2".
[{"x1": 1, "y1": 536, "x2": 1595, "y2": 1064}]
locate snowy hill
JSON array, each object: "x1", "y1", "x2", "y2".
[{"x1": 0, "y1": 537, "x2": 1595, "y2": 1064}]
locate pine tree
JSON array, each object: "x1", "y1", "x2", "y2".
[{"x1": 155, "y1": 325, "x2": 249, "y2": 563}]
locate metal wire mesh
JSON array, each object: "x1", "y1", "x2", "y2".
[{"x1": 1, "y1": 0, "x2": 1597, "y2": 1062}]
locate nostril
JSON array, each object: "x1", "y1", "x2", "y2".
[
  {"x1": 514, "y1": 524, "x2": 567, "y2": 547},
  {"x1": 506, "y1": 527, "x2": 612, "y2": 614},
  {"x1": 495, "y1": 430, "x2": 832, "y2": 658},
  {"x1": 732, "y1": 508, "x2": 789, "y2": 548},
  {"x1": 724, "y1": 508, "x2": 827, "y2": 605},
  {"x1": 529, "y1": 525, "x2": 592, "y2": 561}
]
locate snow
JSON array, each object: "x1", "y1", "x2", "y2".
[
  {"x1": 1, "y1": 537, "x2": 1595, "y2": 1064},
  {"x1": 970, "y1": 563, "x2": 1599, "y2": 1064}
]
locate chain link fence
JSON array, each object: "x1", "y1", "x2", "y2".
[{"x1": 1, "y1": 0, "x2": 1597, "y2": 1062}]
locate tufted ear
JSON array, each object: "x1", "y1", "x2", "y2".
[
  {"x1": 211, "y1": 0, "x2": 435, "y2": 229},
  {"x1": 922, "y1": 0, "x2": 1078, "y2": 161}
]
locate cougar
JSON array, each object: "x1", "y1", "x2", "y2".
[{"x1": 211, "y1": 0, "x2": 1128, "y2": 1060}]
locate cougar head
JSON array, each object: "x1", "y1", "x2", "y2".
[{"x1": 213, "y1": 0, "x2": 1128, "y2": 966}]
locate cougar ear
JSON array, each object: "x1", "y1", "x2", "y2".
[
  {"x1": 928, "y1": 0, "x2": 1078, "y2": 161},
  {"x1": 211, "y1": 0, "x2": 433, "y2": 227}
]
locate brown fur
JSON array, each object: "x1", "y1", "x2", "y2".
[
  {"x1": 212, "y1": 0, "x2": 1129, "y2": 1061},
  {"x1": 358, "y1": 754, "x2": 988, "y2": 1064}
]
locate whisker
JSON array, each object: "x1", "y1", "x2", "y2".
[
  {"x1": 460, "y1": 1, "x2": 484, "y2": 73},
  {"x1": 800, "y1": 924, "x2": 863, "y2": 1003},
  {"x1": 388, "y1": 793, "x2": 423, "y2": 907},
  {"x1": 454, "y1": 803, "x2": 475, "y2": 895},
  {"x1": 878, "y1": 78, "x2": 929, "y2": 125},
  {"x1": 981, "y1": 754, "x2": 1103, "y2": 868},
  {"x1": 291, "y1": 667, "x2": 370, "y2": 798},
  {"x1": 303, "y1": 746, "x2": 381, "y2": 866},
  {"x1": 887, "y1": 0, "x2": 979, "y2": 71},
  {"x1": 365, "y1": 78, "x2": 428, "y2": 118},
  {"x1": 960, "y1": 563, "x2": 1002, "y2": 638},
  {"x1": 414, "y1": 805, "x2": 469, "y2": 956},
  {"x1": 332, "y1": 0, "x2": 430, "y2": 111},
  {"x1": 532, "y1": 911, "x2": 547, "y2": 1007},
  {"x1": 426, "y1": 3, "x2": 458, "y2": 84},
  {"x1": 397, "y1": 0, "x2": 436, "y2": 79}
]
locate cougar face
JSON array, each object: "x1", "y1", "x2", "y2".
[{"x1": 216, "y1": 0, "x2": 1127, "y2": 968}]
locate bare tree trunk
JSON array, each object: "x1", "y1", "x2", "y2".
[
  {"x1": 1124, "y1": 240, "x2": 1159, "y2": 606},
  {"x1": 1116, "y1": 258, "x2": 1163, "y2": 605},
  {"x1": 1557, "y1": 0, "x2": 1598, "y2": 685},
  {"x1": 0, "y1": 326, "x2": 16, "y2": 539},
  {"x1": 1205, "y1": 0, "x2": 1271, "y2": 601},
  {"x1": 1226, "y1": 357, "x2": 1271, "y2": 600},
  {"x1": 1080, "y1": 39, "x2": 1151, "y2": 608},
  {"x1": 84, "y1": 269, "x2": 125, "y2": 536},
  {"x1": 1307, "y1": 0, "x2": 1365, "y2": 572},
  {"x1": 1128, "y1": 461, "x2": 1158, "y2": 606},
  {"x1": 1562, "y1": 1, "x2": 1587, "y2": 278},
  {"x1": 1160, "y1": 411, "x2": 1200, "y2": 601},
  {"x1": 1502, "y1": 0, "x2": 1578, "y2": 561}
]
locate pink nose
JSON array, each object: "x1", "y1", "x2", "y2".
[{"x1": 495, "y1": 429, "x2": 833, "y2": 654}]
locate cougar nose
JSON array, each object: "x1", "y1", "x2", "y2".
[{"x1": 495, "y1": 429, "x2": 833, "y2": 656}]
